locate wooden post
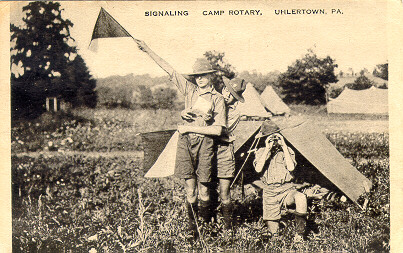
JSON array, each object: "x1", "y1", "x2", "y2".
[
  {"x1": 326, "y1": 92, "x2": 328, "y2": 116},
  {"x1": 54, "y1": 97, "x2": 58, "y2": 112},
  {"x1": 46, "y1": 97, "x2": 50, "y2": 111}
]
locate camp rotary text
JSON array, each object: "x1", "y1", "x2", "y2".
[{"x1": 202, "y1": 10, "x2": 262, "y2": 15}]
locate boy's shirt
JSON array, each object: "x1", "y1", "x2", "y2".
[
  {"x1": 170, "y1": 70, "x2": 226, "y2": 128},
  {"x1": 254, "y1": 147, "x2": 296, "y2": 185},
  {"x1": 219, "y1": 102, "x2": 240, "y2": 143}
]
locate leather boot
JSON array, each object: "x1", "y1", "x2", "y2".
[
  {"x1": 294, "y1": 212, "x2": 307, "y2": 241},
  {"x1": 222, "y1": 203, "x2": 233, "y2": 230},
  {"x1": 199, "y1": 200, "x2": 211, "y2": 224},
  {"x1": 186, "y1": 202, "x2": 198, "y2": 238}
]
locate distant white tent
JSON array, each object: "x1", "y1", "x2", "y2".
[
  {"x1": 327, "y1": 86, "x2": 388, "y2": 114},
  {"x1": 260, "y1": 86, "x2": 291, "y2": 115},
  {"x1": 236, "y1": 83, "x2": 272, "y2": 118}
]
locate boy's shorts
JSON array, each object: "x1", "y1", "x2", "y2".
[
  {"x1": 216, "y1": 141, "x2": 235, "y2": 178},
  {"x1": 174, "y1": 133, "x2": 214, "y2": 183},
  {"x1": 262, "y1": 182, "x2": 297, "y2": 221}
]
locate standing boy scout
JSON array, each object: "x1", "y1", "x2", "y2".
[
  {"x1": 181, "y1": 77, "x2": 246, "y2": 230},
  {"x1": 136, "y1": 40, "x2": 226, "y2": 237},
  {"x1": 215, "y1": 77, "x2": 246, "y2": 230}
]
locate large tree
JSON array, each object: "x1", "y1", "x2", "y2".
[
  {"x1": 278, "y1": 49, "x2": 338, "y2": 105},
  {"x1": 63, "y1": 54, "x2": 97, "y2": 108},
  {"x1": 11, "y1": 1, "x2": 96, "y2": 119}
]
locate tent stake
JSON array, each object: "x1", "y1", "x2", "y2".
[
  {"x1": 230, "y1": 137, "x2": 259, "y2": 189},
  {"x1": 362, "y1": 198, "x2": 369, "y2": 210}
]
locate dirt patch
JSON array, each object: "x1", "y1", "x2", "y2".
[{"x1": 13, "y1": 150, "x2": 143, "y2": 158}]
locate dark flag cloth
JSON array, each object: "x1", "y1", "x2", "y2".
[
  {"x1": 91, "y1": 7, "x2": 132, "y2": 42},
  {"x1": 140, "y1": 130, "x2": 177, "y2": 172}
]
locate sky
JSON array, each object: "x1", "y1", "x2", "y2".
[{"x1": 10, "y1": 1, "x2": 388, "y2": 79}]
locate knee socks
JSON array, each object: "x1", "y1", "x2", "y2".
[
  {"x1": 294, "y1": 212, "x2": 307, "y2": 236},
  {"x1": 186, "y1": 202, "x2": 198, "y2": 230}
]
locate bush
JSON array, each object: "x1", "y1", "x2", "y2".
[
  {"x1": 346, "y1": 75, "x2": 374, "y2": 90},
  {"x1": 327, "y1": 86, "x2": 345, "y2": 99},
  {"x1": 152, "y1": 87, "x2": 177, "y2": 109},
  {"x1": 12, "y1": 109, "x2": 183, "y2": 153}
]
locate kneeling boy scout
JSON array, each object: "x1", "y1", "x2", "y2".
[{"x1": 253, "y1": 133, "x2": 308, "y2": 242}]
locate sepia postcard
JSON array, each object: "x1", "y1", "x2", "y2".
[{"x1": 1, "y1": 1, "x2": 402, "y2": 252}]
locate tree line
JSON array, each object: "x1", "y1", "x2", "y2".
[
  {"x1": 11, "y1": 2, "x2": 388, "y2": 119},
  {"x1": 96, "y1": 74, "x2": 179, "y2": 109}
]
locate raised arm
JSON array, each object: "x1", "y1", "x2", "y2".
[
  {"x1": 135, "y1": 39, "x2": 191, "y2": 95},
  {"x1": 277, "y1": 134, "x2": 296, "y2": 171},
  {"x1": 135, "y1": 39, "x2": 175, "y2": 76},
  {"x1": 254, "y1": 139, "x2": 274, "y2": 173}
]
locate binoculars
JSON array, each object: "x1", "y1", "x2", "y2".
[{"x1": 268, "y1": 135, "x2": 281, "y2": 141}]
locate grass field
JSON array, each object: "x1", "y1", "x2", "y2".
[{"x1": 12, "y1": 107, "x2": 389, "y2": 252}]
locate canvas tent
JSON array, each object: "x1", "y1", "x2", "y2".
[
  {"x1": 142, "y1": 118, "x2": 372, "y2": 205},
  {"x1": 260, "y1": 86, "x2": 291, "y2": 115},
  {"x1": 369, "y1": 76, "x2": 388, "y2": 88},
  {"x1": 327, "y1": 86, "x2": 388, "y2": 114},
  {"x1": 236, "y1": 83, "x2": 272, "y2": 118},
  {"x1": 232, "y1": 119, "x2": 372, "y2": 204},
  {"x1": 268, "y1": 120, "x2": 371, "y2": 203}
]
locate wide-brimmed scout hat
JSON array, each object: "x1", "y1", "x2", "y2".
[
  {"x1": 187, "y1": 58, "x2": 217, "y2": 76},
  {"x1": 222, "y1": 77, "x2": 246, "y2": 103}
]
